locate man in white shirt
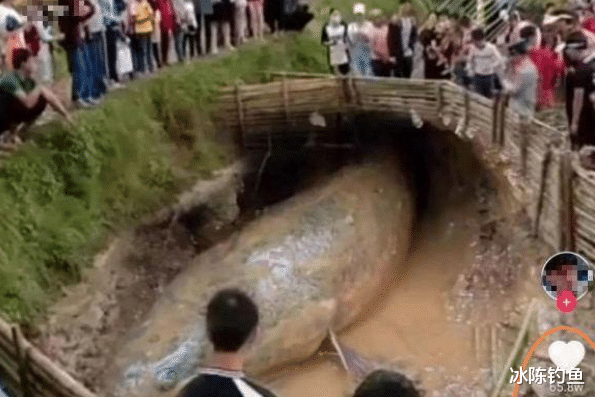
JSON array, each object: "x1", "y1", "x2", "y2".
[{"x1": 467, "y1": 27, "x2": 504, "y2": 98}]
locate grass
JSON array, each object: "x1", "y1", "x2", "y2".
[{"x1": 0, "y1": 33, "x2": 328, "y2": 322}]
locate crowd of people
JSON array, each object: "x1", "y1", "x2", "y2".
[
  {"x1": 321, "y1": 1, "x2": 595, "y2": 149},
  {"x1": 0, "y1": 0, "x2": 310, "y2": 149}
]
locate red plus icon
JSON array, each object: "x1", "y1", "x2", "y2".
[{"x1": 557, "y1": 290, "x2": 577, "y2": 313}]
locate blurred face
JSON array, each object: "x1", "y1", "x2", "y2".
[
  {"x1": 22, "y1": 56, "x2": 37, "y2": 77},
  {"x1": 330, "y1": 10, "x2": 341, "y2": 24}
]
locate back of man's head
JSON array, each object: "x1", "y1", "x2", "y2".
[
  {"x1": 519, "y1": 25, "x2": 537, "y2": 40},
  {"x1": 206, "y1": 289, "x2": 259, "y2": 353},
  {"x1": 353, "y1": 370, "x2": 422, "y2": 397},
  {"x1": 471, "y1": 27, "x2": 485, "y2": 41}
]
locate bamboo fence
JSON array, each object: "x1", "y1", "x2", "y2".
[
  {"x1": 212, "y1": 73, "x2": 595, "y2": 258},
  {"x1": 0, "y1": 316, "x2": 97, "y2": 397}
]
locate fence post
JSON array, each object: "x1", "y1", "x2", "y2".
[
  {"x1": 281, "y1": 73, "x2": 290, "y2": 127},
  {"x1": 12, "y1": 326, "x2": 32, "y2": 397},
  {"x1": 533, "y1": 147, "x2": 552, "y2": 238},
  {"x1": 519, "y1": 121, "x2": 529, "y2": 177},
  {"x1": 436, "y1": 83, "x2": 444, "y2": 117},
  {"x1": 559, "y1": 150, "x2": 575, "y2": 251},
  {"x1": 491, "y1": 96, "x2": 500, "y2": 145},
  {"x1": 463, "y1": 89, "x2": 470, "y2": 132},
  {"x1": 498, "y1": 96, "x2": 509, "y2": 147},
  {"x1": 234, "y1": 84, "x2": 246, "y2": 151}
]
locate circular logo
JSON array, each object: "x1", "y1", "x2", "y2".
[{"x1": 541, "y1": 251, "x2": 595, "y2": 301}]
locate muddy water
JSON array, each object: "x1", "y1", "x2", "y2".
[{"x1": 264, "y1": 193, "x2": 516, "y2": 397}]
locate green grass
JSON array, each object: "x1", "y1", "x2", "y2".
[{"x1": 0, "y1": 33, "x2": 328, "y2": 322}]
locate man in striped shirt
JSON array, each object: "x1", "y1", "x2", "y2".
[{"x1": 176, "y1": 289, "x2": 277, "y2": 397}]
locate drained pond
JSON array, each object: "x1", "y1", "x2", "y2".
[{"x1": 37, "y1": 116, "x2": 552, "y2": 397}]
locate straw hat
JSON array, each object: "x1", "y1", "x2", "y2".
[{"x1": 353, "y1": 3, "x2": 366, "y2": 15}]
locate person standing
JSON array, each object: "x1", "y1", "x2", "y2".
[
  {"x1": 155, "y1": 0, "x2": 176, "y2": 64},
  {"x1": 369, "y1": 9, "x2": 390, "y2": 77},
  {"x1": 0, "y1": 0, "x2": 26, "y2": 68},
  {"x1": 397, "y1": 3, "x2": 416, "y2": 77},
  {"x1": 523, "y1": 25, "x2": 563, "y2": 109},
  {"x1": 564, "y1": 32, "x2": 595, "y2": 149},
  {"x1": 247, "y1": 0, "x2": 263, "y2": 40},
  {"x1": 501, "y1": 38, "x2": 539, "y2": 119},
  {"x1": 467, "y1": 27, "x2": 504, "y2": 98},
  {"x1": 33, "y1": 9, "x2": 54, "y2": 83},
  {"x1": 175, "y1": 289, "x2": 278, "y2": 397},
  {"x1": 182, "y1": 0, "x2": 197, "y2": 58},
  {"x1": 99, "y1": 0, "x2": 125, "y2": 87},
  {"x1": 233, "y1": 0, "x2": 247, "y2": 45},
  {"x1": 58, "y1": 0, "x2": 97, "y2": 107},
  {"x1": 321, "y1": 9, "x2": 349, "y2": 75},
  {"x1": 192, "y1": 0, "x2": 213, "y2": 54},
  {"x1": 131, "y1": 0, "x2": 154, "y2": 73},
  {"x1": 151, "y1": 7, "x2": 161, "y2": 67},
  {"x1": 419, "y1": 14, "x2": 443, "y2": 80},
  {"x1": 84, "y1": 0, "x2": 108, "y2": 97},
  {"x1": 1, "y1": 0, "x2": 27, "y2": 70},
  {"x1": 347, "y1": 3, "x2": 373, "y2": 77}
]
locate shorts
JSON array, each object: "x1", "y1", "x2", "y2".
[{"x1": 212, "y1": 1, "x2": 233, "y2": 21}]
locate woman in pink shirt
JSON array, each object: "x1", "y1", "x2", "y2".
[{"x1": 369, "y1": 9, "x2": 390, "y2": 76}]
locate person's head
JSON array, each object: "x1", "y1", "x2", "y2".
[
  {"x1": 12, "y1": 49, "x2": 36, "y2": 77},
  {"x1": 206, "y1": 289, "x2": 259, "y2": 353},
  {"x1": 508, "y1": 39, "x2": 529, "y2": 64},
  {"x1": 423, "y1": 12, "x2": 437, "y2": 30},
  {"x1": 329, "y1": 8, "x2": 342, "y2": 24},
  {"x1": 519, "y1": 24, "x2": 537, "y2": 48},
  {"x1": 564, "y1": 32, "x2": 590, "y2": 66},
  {"x1": 471, "y1": 27, "x2": 485, "y2": 46},
  {"x1": 459, "y1": 15, "x2": 471, "y2": 28},
  {"x1": 549, "y1": 9, "x2": 579, "y2": 39},
  {"x1": 399, "y1": 2, "x2": 414, "y2": 19},
  {"x1": 353, "y1": 2, "x2": 366, "y2": 21},
  {"x1": 353, "y1": 370, "x2": 422, "y2": 397},
  {"x1": 369, "y1": 9, "x2": 383, "y2": 26}
]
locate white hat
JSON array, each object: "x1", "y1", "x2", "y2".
[{"x1": 353, "y1": 3, "x2": 365, "y2": 14}]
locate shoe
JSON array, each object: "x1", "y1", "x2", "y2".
[
  {"x1": 76, "y1": 99, "x2": 93, "y2": 109},
  {"x1": 87, "y1": 97, "x2": 102, "y2": 106},
  {"x1": 109, "y1": 82, "x2": 125, "y2": 90}
]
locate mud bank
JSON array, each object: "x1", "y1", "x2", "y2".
[{"x1": 106, "y1": 155, "x2": 414, "y2": 396}]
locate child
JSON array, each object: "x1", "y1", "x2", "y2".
[{"x1": 467, "y1": 27, "x2": 504, "y2": 98}]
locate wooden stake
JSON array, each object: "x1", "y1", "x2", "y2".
[
  {"x1": 436, "y1": 83, "x2": 444, "y2": 116},
  {"x1": 281, "y1": 74, "x2": 290, "y2": 126},
  {"x1": 490, "y1": 299, "x2": 538, "y2": 397},
  {"x1": 559, "y1": 150, "x2": 575, "y2": 251},
  {"x1": 491, "y1": 95, "x2": 500, "y2": 145},
  {"x1": 533, "y1": 148, "x2": 552, "y2": 238},
  {"x1": 234, "y1": 84, "x2": 246, "y2": 150},
  {"x1": 519, "y1": 121, "x2": 528, "y2": 177},
  {"x1": 12, "y1": 326, "x2": 31, "y2": 397}
]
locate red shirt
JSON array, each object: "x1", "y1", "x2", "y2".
[
  {"x1": 583, "y1": 16, "x2": 595, "y2": 35},
  {"x1": 529, "y1": 47, "x2": 563, "y2": 108}
]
